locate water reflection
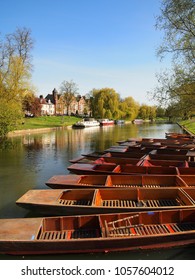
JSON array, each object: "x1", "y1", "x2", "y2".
[{"x1": 1, "y1": 122, "x2": 193, "y2": 260}]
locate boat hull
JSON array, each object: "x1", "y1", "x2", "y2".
[
  {"x1": 16, "y1": 187, "x2": 195, "y2": 216},
  {"x1": 1, "y1": 209, "x2": 195, "y2": 255},
  {"x1": 1, "y1": 234, "x2": 195, "y2": 255}
]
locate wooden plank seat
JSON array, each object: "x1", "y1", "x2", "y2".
[
  {"x1": 104, "y1": 213, "x2": 195, "y2": 237},
  {"x1": 101, "y1": 200, "x2": 138, "y2": 207},
  {"x1": 38, "y1": 229, "x2": 100, "y2": 240},
  {"x1": 58, "y1": 199, "x2": 92, "y2": 206},
  {"x1": 112, "y1": 184, "x2": 166, "y2": 188},
  {"x1": 101, "y1": 199, "x2": 181, "y2": 207}
]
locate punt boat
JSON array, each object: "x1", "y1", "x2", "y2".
[
  {"x1": 1, "y1": 209, "x2": 195, "y2": 255},
  {"x1": 82, "y1": 151, "x2": 148, "y2": 159},
  {"x1": 118, "y1": 138, "x2": 195, "y2": 146},
  {"x1": 45, "y1": 174, "x2": 188, "y2": 189},
  {"x1": 146, "y1": 150, "x2": 195, "y2": 161},
  {"x1": 165, "y1": 132, "x2": 194, "y2": 139},
  {"x1": 178, "y1": 167, "x2": 195, "y2": 175},
  {"x1": 141, "y1": 159, "x2": 189, "y2": 167},
  {"x1": 16, "y1": 187, "x2": 195, "y2": 215},
  {"x1": 69, "y1": 156, "x2": 143, "y2": 165},
  {"x1": 67, "y1": 163, "x2": 179, "y2": 175}
]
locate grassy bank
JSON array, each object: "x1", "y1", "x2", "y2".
[
  {"x1": 179, "y1": 119, "x2": 195, "y2": 135},
  {"x1": 16, "y1": 116, "x2": 81, "y2": 130}
]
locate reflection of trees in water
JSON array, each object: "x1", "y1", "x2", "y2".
[
  {"x1": 93, "y1": 124, "x2": 139, "y2": 152},
  {"x1": 0, "y1": 137, "x2": 21, "y2": 150}
]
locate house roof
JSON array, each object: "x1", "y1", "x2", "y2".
[{"x1": 45, "y1": 94, "x2": 55, "y2": 104}]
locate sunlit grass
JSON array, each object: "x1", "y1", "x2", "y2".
[
  {"x1": 16, "y1": 116, "x2": 81, "y2": 130},
  {"x1": 179, "y1": 119, "x2": 195, "y2": 134}
]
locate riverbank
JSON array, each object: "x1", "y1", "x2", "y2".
[
  {"x1": 178, "y1": 119, "x2": 195, "y2": 136},
  {"x1": 8, "y1": 116, "x2": 81, "y2": 136}
]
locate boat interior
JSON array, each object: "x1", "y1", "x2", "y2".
[
  {"x1": 77, "y1": 174, "x2": 188, "y2": 188},
  {"x1": 36, "y1": 209, "x2": 195, "y2": 240},
  {"x1": 57, "y1": 188, "x2": 195, "y2": 208}
]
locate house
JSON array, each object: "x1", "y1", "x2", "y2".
[{"x1": 39, "y1": 88, "x2": 90, "y2": 116}]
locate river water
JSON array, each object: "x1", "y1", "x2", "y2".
[{"x1": 0, "y1": 122, "x2": 195, "y2": 260}]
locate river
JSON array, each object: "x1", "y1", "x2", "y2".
[{"x1": 0, "y1": 122, "x2": 195, "y2": 260}]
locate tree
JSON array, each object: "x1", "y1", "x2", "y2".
[
  {"x1": 23, "y1": 92, "x2": 42, "y2": 116},
  {"x1": 59, "y1": 80, "x2": 78, "y2": 115},
  {"x1": 156, "y1": 0, "x2": 195, "y2": 66},
  {"x1": 119, "y1": 97, "x2": 140, "y2": 120},
  {"x1": 0, "y1": 98, "x2": 22, "y2": 137},
  {"x1": 90, "y1": 88, "x2": 120, "y2": 118},
  {"x1": 0, "y1": 27, "x2": 34, "y2": 137},
  {"x1": 151, "y1": 0, "x2": 195, "y2": 115},
  {"x1": 156, "y1": 106, "x2": 166, "y2": 118}
]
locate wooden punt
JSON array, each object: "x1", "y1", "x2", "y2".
[
  {"x1": 179, "y1": 176, "x2": 195, "y2": 187},
  {"x1": 69, "y1": 156, "x2": 143, "y2": 165},
  {"x1": 16, "y1": 187, "x2": 195, "y2": 215},
  {"x1": 141, "y1": 159, "x2": 189, "y2": 167},
  {"x1": 1, "y1": 209, "x2": 195, "y2": 255},
  {"x1": 165, "y1": 132, "x2": 194, "y2": 139},
  {"x1": 178, "y1": 167, "x2": 195, "y2": 175},
  {"x1": 119, "y1": 138, "x2": 195, "y2": 146},
  {"x1": 82, "y1": 151, "x2": 148, "y2": 159},
  {"x1": 146, "y1": 149, "x2": 193, "y2": 161},
  {"x1": 67, "y1": 163, "x2": 178, "y2": 175},
  {"x1": 46, "y1": 174, "x2": 188, "y2": 189}
]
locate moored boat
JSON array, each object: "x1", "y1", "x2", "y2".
[
  {"x1": 98, "y1": 119, "x2": 115, "y2": 126},
  {"x1": 114, "y1": 119, "x2": 125, "y2": 124},
  {"x1": 1, "y1": 209, "x2": 195, "y2": 255},
  {"x1": 141, "y1": 159, "x2": 189, "y2": 168},
  {"x1": 46, "y1": 174, "x2": 188, "y2": 189},
  {"x1": 165, "y1": 132, "x2": 194, "y2": 140},
  {"x1": 132, "y1": 119, "x2": 143, "y2": 124},
  {"x1": 67, "y1": 163, "x2": 179, "y2": 175},
  {"x1": 72, "y1": 118, "x2": 100, "y2": 128},
  {"x1": 69, "y1": 156, "x2": 142, "y2": 165},
  {"x1": 16, "y1": 187, "x2": 195, "y2": 215}
]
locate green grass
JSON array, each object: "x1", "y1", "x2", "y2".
[
  {"x1": 179, "y1": 119, "x2": 195, "y2": 134},
  {"x1": 16, "y1": 116, "x2": 81, "y2": 130}
]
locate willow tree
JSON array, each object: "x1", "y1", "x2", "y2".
[
  {"x1": 119, "y1": 97, "x2": 140, "y2": 120},
  {"x1": 0, "y1": 27, "x2": 34, "y2": 137},
  {"x1": 90, "y1": 88, "x2": 120, "y2": 119}
]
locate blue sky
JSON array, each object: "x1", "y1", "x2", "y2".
[{"x1": 0, "y1": 0, "x2": 169, "y2": 104}]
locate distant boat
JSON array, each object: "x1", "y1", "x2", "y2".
[
  {"x1": 132, "y1": 119, "x2": 143, "y2": 124},
  {"x1": 98, "y1": 119, "x2": 115, "y2": 126},
  {"x1": 115, "y1": 120, "x2": 125, "y2": 124},
  {"x1": 1, "y1": 209, "x2": 195, "y2": 255},
  {"x1": 72, "y1": 118, "x2": 100, "y2": 128}
]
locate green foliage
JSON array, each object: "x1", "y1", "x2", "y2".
[
  {"x1": 138, "y1": 105, "x2": 156, "y2": 120},
  {"x1": 0, "y1": 99, "x2": 23, "y2": 137},
  {"x1": 90, "y1": 88, "x2": 120, "y2": 118},
  {"x1": 156, "y1": 106, "x2": 166, "y2": 118},
  {"x1": 119, "y1": 97, "x2": 140, "y2": 120},
  {"x1": 0, "y1": 27, "x2": 34, "y2": 137},
  {"x1": 151, "y1": 0, "x2": 195, "y2": 119}
]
